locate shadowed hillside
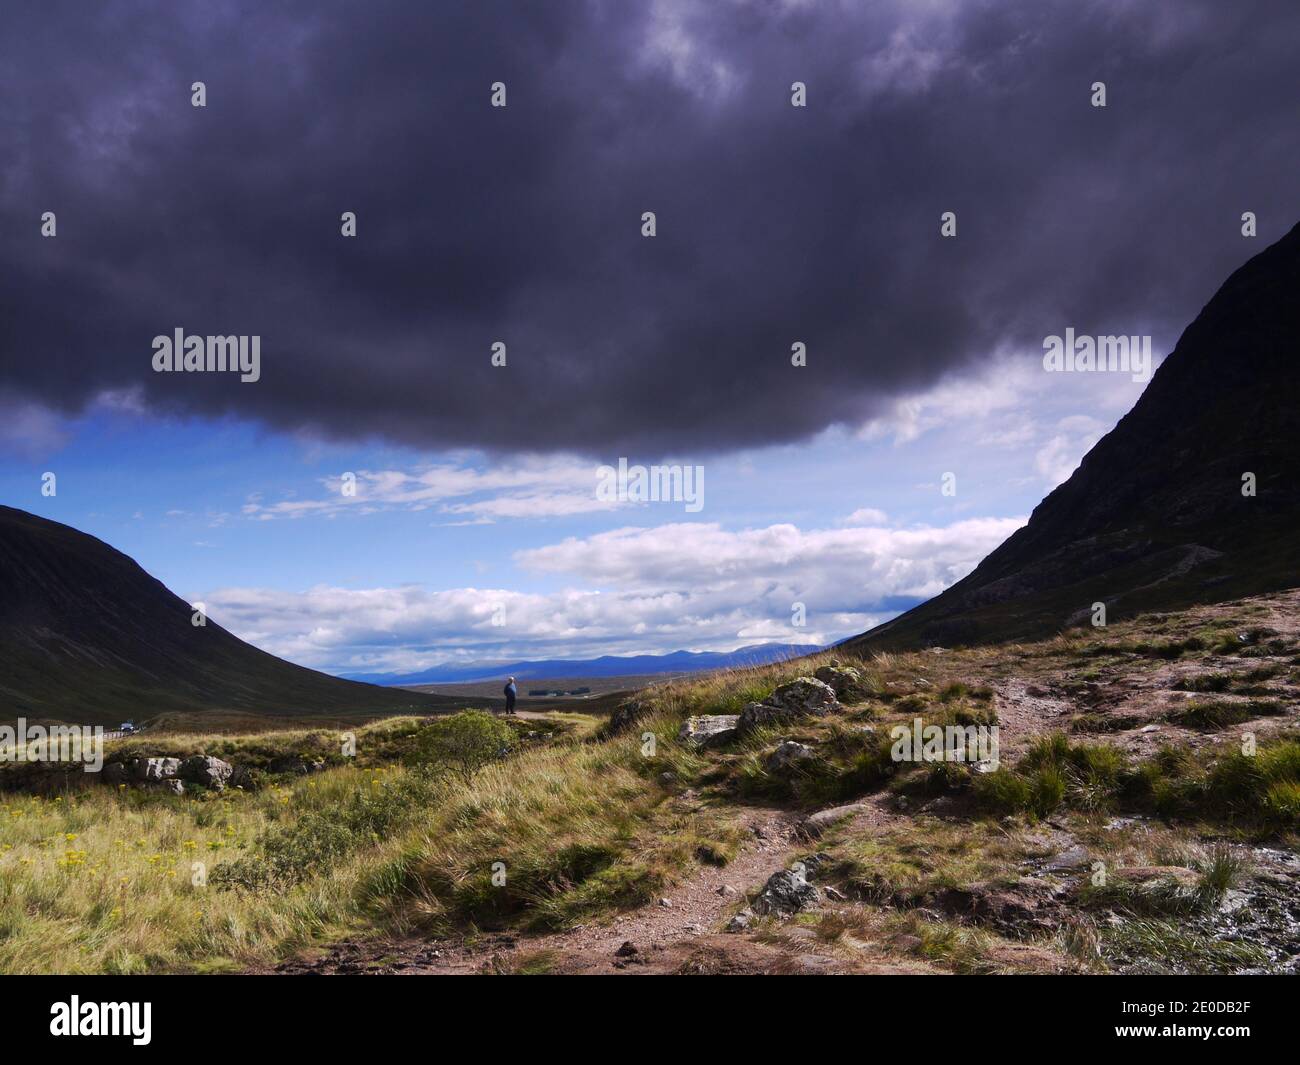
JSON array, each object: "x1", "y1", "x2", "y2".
[
  {"x1": 0, "y1": 506, "x2": 469, "y2": 724},
  {"x1": 850, "y1": 222, "x2": 1300, "y2": 651}
]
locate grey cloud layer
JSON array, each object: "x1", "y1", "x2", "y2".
[{"x1": 3, "y1": 0, "x2": 1297, "y2": 455}]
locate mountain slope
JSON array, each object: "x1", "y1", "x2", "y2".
[
  {"x1": 0, "y1": 506, "x2": 462, "y2": 724},
  {"x1": 340, "y1": 644, "x2": 823, "y2": 686},
  {"x1": 850, "y1": 222, "x2": 1300, "y2": 650}
]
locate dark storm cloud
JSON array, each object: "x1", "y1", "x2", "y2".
[{"x1": 1, "y1": 0, "x2": 1297, "y2": 456}]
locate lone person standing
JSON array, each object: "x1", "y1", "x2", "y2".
[{"x1": 503, "y1": 676, "x2": 517, "y2": 716}]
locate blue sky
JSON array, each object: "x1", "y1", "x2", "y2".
[{"x1": 1, "y1": 354, "x2": 1150, "y2": 675}]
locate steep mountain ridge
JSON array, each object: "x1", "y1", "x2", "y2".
[
  {"x1": 850, "y1": 222, "x2": 1300, "y2": 650},
  {"x1": 0, "y1": 506, "x2": 458, "y2": 724}
]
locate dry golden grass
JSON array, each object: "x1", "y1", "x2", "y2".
[
  {"x1": 388, "y1": 710, "x2": 746, "y2": 933},
  {"x1": 0, "y1": 769, "x2": 371, "y2": 973},
  {"x1": 0, "y1": 707, "x2": 732, "y2": 973}
]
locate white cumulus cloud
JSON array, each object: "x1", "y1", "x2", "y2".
[{"x1": 201, "y1": 513, "x2": 1024, "y2": 674}]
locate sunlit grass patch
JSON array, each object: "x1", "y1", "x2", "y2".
[
  {"x1": 831, "y1": 816, "x2": 1036, "y2": 904},
  {"x1": 0, "y1": 773, "x2": 360, "y2": 973},
  {"x1": 1124, "y1": 735, "x2": 1300, "y2": 827},
  {"x1": 1101, "y1": 919, "x2": 1267, "y2": 974},
  {"x1": 0, "y1": 711, "x2": 628, "y2": 973},
  {"x1": 974, "y1": 734, "x2": 1121, "y2": 818}
]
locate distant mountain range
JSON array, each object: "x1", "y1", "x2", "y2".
[
  {"x1": 339, "y1": 643, "x2": 824, "y2": 686},
  {"x1": 849, "y1": 221, "x2": 1300, "y2": 651},
  {"x1": 0, "y1": 507, "x2": 467, "y2": 724}
]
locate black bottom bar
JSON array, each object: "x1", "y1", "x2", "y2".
[{"x1": 1, "y1": 973, "x2": 1288, "y2": 1050}]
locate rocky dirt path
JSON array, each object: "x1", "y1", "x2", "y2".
[
  {"x1": 990, "y1": 679, "x2": 1075, "y2": 758},
  {"x1": 266, "y1": 791, "x2": 945, "y2": 974},
  {"x1": 264, "y1": 674, "x2": 1104, "y2": 976},
  {"x1": 267, "y1": 804, "x2": 846, "y2": 975}
]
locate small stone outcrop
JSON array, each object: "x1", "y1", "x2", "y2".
[
  {"x1": 753, "y1": 869, "x2": 821, "y2": 916},
  {"x1": 607, "y1": 694, "x2": 654, "y2": 735},
  {"x1": 267, "y1": 756, "x2": 326, "y2": 775},
  {"x1": 678, "y1": 715, "x2": 740, "y2": 749},
  {"x1": 737, "y1": 677, "x2": 842, "y2": 735},
  {"x1": 95, "y1": 753, "x2": 258, "y2": 793},
  {"x1": 180, "y1": 755, "x2": 234, "y2": 790},
  {"x1": 752, "y1": 852, "x2": 833, "y2": 916},
  {"x1": 796, "y1": 801, "x2": 870, "y2": 840},
  {"x1": 130, "y1": 756, "x2": 180, "y2": 782},
  {"x1": 813, "y1": 664, "x2": 865, "y2": 699}
]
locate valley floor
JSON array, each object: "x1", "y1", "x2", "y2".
[{"x1": 4, "y1": 589, "x2": 1299, "y2": 975}]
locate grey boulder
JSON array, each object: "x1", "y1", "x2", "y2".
[
  {"x1": 753, "y1": 868, "x2": 822, "y2": 916},
  {"x1": 131, "y1": 756, "x2": 181, "y2": 782},
  {"x1": 180, "y1": 755, "x2": 234, "y2": 789},
  {"x1": 769, "y1": 677, "x2": 842, "y2": 714},
  {"x1": 813, "y1": 664, "x2": 863, "y2": 699},
  {"x1": 797, "y1": 801, "x2": 870, "y2": 840},
  {"x1": 677, "y1": 715, "x2": 740, "y2": 749},
  {"x1": 737, "y1": 677, "x2": 843, "y2": 735}
]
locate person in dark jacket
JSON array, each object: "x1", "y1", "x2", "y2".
[{"x1": 503, "y1": 677, "x2": 517, "y2": 715}]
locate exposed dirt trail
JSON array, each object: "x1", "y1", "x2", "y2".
[
  {"x1": 264, "y1": 682, "x2": 1087, "y2": 976},
  {"x1": 266, "y1": 804, "x2": 905, "y2": 974}
]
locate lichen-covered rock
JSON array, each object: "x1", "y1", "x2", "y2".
[
  {"x1": 737, "y1": 677, "x2": 842, "y2": 735},
  {"x1": 814, "y1": 664, "x2": 863, "y2": 699},
  {"x1": 769, "y1": 677, "x2": 841, "y2": 714},
  {"x1": 678, "y1": 715, "x2": 740, "y2": 748},
  {"x1": 130, "y1": 756, "x2": 181, "y2": 782},
  {"x1": 753, "y1": 868, "x2": 822, "y2": 916},
  {"x1": 736, "y1": 701, "x2": 783, "y2": 734},
  {"x1": 607, "y1": 694, "x2": 654, "y2": 735},
  {"x1": 180, "y1": 755, "x2": 234, "y2": 789}
]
